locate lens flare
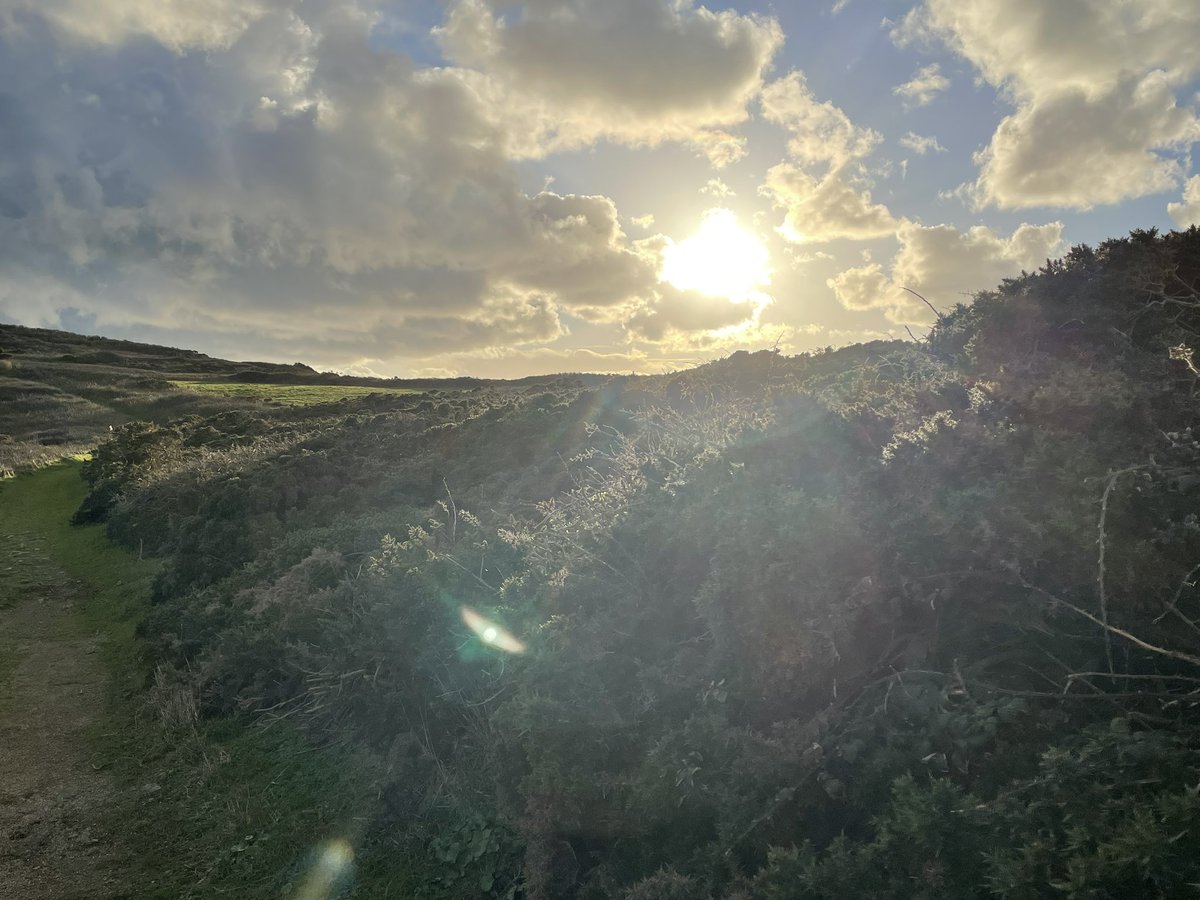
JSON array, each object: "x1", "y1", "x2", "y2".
[
  {"x1": 462, "y1": 606, "x2": 526, "y2": 654},
  {"x1": 293, "y1": 839, "x2": 355, "y2": 900}
]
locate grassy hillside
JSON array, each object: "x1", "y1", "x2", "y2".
[
  {"x1": 0, "y1": 321, "x2": 605, "y2": 477},
  {"x1": 19, "y1": 226, "x2": 1200, "y2": 897},
  {"x1": 170, "y1": 380, "x2": 422, "y2": 405},
  {"x1": 0, "y1": 323, "x2": 312, "y2": 476}
]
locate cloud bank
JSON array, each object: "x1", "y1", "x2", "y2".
[
  {"x1": 828, "y1": 221, "x2": 1064, "y2": 322},
  {"x1": 0, "y1": 0, "x2": 784, "y2": 368},
  {"x1": 0, "y1": 1, "x2": 1194, "y2": 374}
]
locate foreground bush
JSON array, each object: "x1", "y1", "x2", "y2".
[{"x1": 81, "y1": 228, "x2": 1200, "y2": 897}]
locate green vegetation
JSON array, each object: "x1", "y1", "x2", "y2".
[
  {"x1": 0, "y1": 464, "x2": 419, "y2": 897},
  {"x1": 9, "y1": 226, "x2": 1200, "y2": 897},
  {"x1": 170, "y1": 380, "x2": 421, "y2": 405},
  {"x1": 0, "y1": 320, "x2": 596, "y2": 478},
  {"x1": 0, "y1": 461, "x2": 156, "y2": 642}
]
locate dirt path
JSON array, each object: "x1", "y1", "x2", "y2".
[{"x1": 0, "y1": 526, "x2": 133, "y2": 899}]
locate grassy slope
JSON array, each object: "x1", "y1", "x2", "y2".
[
  {"x1": 0, "y1": 464, "x2": 419, "y2": 898},
  {"x1": 170, "y1": 380, "x2": 421, "y2": 406}
]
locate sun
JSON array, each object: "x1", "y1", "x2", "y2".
[{"x1": 660, "y1": 208, "x2": 770, "y2": 300}]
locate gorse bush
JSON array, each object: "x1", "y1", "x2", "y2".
[
  {"x1": 737, "y1": 722, "x2": 1200, "y2": 899},
  {"x1": 80, "y1": 228, "x2": 1200, "y2": 897}
]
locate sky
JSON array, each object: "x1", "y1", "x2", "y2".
[{"x1": 1, "y1": 1, "x2": 1199, "y2": 378}]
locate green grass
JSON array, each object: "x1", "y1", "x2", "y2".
[
  {"x1": 0, "y1": 464, "x2": 422, "y2": 898},
  {"x1": 170, "y1": 381, "x2": 420, "y2": 406}
]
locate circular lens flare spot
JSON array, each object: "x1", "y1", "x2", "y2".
[
  {"x1": 462, "y1": 606, "x2": 526, "y2": 654},
  {"x1": 660, "y1": 208, "x2": 770, "y2": 300}
]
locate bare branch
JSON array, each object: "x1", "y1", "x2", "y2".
[
  {"x1": 1065, "y1": 671, "x2": 1200, "y2": 685},
  {"x1": 1153, "y1": 561, "x2": 1200, "y2": 634},
  {"x1": 901, "y1": 286, "x2": 946, "y2": 322},
  {"x1": 1014, "y1": 574, "x2": 1200, "y2": 669},
  {"x1": 443, "y1": 477, "x2": 457, "y2": 545},
  {"x1": 974, "y1": 683, "x2": 1200, "y2": 702}
]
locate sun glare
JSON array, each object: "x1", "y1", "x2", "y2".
[
  {"x1": 660, "y1": 208, "x2": 770, "y2": 300},
  {"x1": 462, "y1": 606, "x2": 526, "y2": 654}
]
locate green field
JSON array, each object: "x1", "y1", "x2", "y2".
[{"x1": 170, "y1": 380, "x2": 420, "y2": 405}]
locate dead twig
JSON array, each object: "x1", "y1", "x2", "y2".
[
  {"x1": 1065, "y1": 671, "x2": 1200, "y2": 686},
  {"x1": 1153, "y1": 561, "x2": 1200, "y2": 634},
  {"x1": 1013, "y1": 573, "x2": 1200, "y2": 669},
  {"x1": 901, "y1": 286, "x2": 946, "y2": 322}
]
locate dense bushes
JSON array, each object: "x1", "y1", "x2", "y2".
[
  {"x1": 738, "y1": 722, "x2": 1200, "y2": 899},
  {"x1": 79, "y1": 228, "x2": 1200, "y2": 897}
]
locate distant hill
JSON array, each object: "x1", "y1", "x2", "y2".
[
  {"x1": 0, "y1": 321, "x2": 312, "y2": 376},
  {"x1": 0, "y1": 321, "x2": 609, "y2": 477}
]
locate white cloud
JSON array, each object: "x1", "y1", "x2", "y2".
[
  {"x1": 896, "y1": 0, "x2": 1200, "y2": 210},
  {"x1": 894, "y1": 0, "x2": 1200, "y2": 102},
  {"x1": 893, "y1": 63, "x2": 949, "y2": 108},
  {"x1": 436, "y1": 0, "x2": 782, "y2": 164},
  {"x1": 763, "y1": 165, "x2": 897, "y2": 243},
  {"x1": 827, "y1": 263, "x2": 892, "y2": 312},
  {"x1": 1168, "y1": 175, "x2": 1200, "y2": 228},
  {"x1": 974, "y1": 73, "x2": 1200, "y2": 210},
  {"x1": 759, "y1": 71, "x2": 897, "y2": 243},
  {"x1": 689, "y1": 130, "x2": 749, "y2": 168},
  {"x1": 827, "y1": 220, "x2": 1064, "y2": 321},
  {"x1": 701, "y1": 178, "x2": 735, "y2": 198},
  {"x1": 899, "y1": 132, "x2": 947, "y2": 155},
  {"x1": 760, "y1": 71, "x2": 881, "y2": 171},
  {"x1": 786, "y1": 249, "x2": 835, "y2": 265},
  {"x1": 626, "y1": 285, "x2": 765, "y2": 342}
]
